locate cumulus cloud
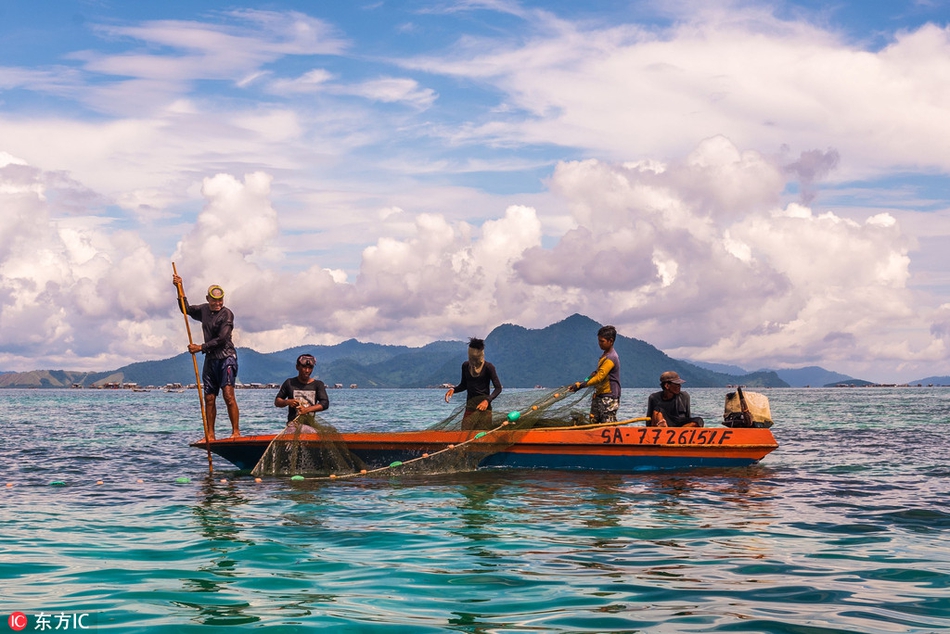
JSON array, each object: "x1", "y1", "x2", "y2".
[
  {"x1": 0, "y1": 135, "x2": 944, "y2": 381},
  {"x1": 0, "y1": 162, "x2": 168, "y2": 370},
  {"x1": 2, "y1": 5, "x2": 950, "y2": 382},
  {"x1": 509, "y1": 138, "x2": 930, "y2": 379},
  {"x1": 345, "y1": 204, "x2": 543, "y2": 340},
  {"x1": 931, "y1": 304, "x2": 950, "y2": 342},
  {"x1": 784, "y1": 148, "x2": 840, "y2": 204},
  {"x1": 171, "y1": 185, "x2": 548, "y2": 348},
  {"x1": 229, "y1": 136, "x2": 932, "y2": 381}
]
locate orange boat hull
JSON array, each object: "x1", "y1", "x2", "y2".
[{"x1": 193, "y1": 425, "x2": 778, "y2": 472}]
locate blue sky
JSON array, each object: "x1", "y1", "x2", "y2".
[{"x1": 1, "y1": 0, "x2": 949, "y2": 382}]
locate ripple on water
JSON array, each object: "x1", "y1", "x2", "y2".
[{"x1": 3, "y1": 388, "x2": 950, "y2": 633}]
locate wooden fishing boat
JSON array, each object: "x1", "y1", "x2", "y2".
[{"x1": 192, "y1": 423, "x2": 778, "y2": 473}]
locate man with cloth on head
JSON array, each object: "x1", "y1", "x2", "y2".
[
  {"x1": 172, "y1": 275, "x2": 240, "y2": 440},
  {"x1": 647, "y1": 371, "x2": 704, "y2": 428},
  {"x1": 444, "y1": 338, "x2": 503, "y2": 430}
]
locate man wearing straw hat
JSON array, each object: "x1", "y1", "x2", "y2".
[{"x1": 172, "y1": 276, "x2": 240, "y2": 439}]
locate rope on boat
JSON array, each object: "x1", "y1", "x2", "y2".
[{"x1": 291, "y1": 387, "x2": 650, "y2": 482}]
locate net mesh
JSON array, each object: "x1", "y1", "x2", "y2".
[
  {"x1": 251, "y1": 413, "x2": 367, "y2": 477},
  {"x1": 251, "y1": 385, "x2": 606, "y2": 478}
]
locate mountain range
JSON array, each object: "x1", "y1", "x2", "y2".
[
  {"x1": 687, "y1": 362, "x2": 862, "y2": 388},
  {"x1": 0, "y1": 313, "x2": 939, "y2": 389}
]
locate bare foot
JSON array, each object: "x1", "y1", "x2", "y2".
[{"x1": 229, "y1": 431, "x2": 241, "y2": 439}]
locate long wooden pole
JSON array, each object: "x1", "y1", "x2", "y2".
[{"x1": 173, "y1": 262, "x2": 212, "y2": 473}]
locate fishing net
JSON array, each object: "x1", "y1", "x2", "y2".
[
  {"x1": 251, "y1": 385, "x2": 618, "y2": 479},
  {"x1": 251, "y1": 413, "x2": 367, "y2": 477},
  {"x1": 427, "y1": 385, "x2": 592, "y2": 432},
  {"x1": 380, "y1": 385, "x2": 596, "y2": 477}
]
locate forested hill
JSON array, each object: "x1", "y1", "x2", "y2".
[
  {"x1": 484, "y1": 314, "x2": 782, "y2": 388},
  {"x1": 0, "y1": 314, "x2": 788, "y2": 389}
]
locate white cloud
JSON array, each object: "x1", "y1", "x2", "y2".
[
  {"x1": 514, "y1": 139, "x2": 931, "y2": 380},
  {"x1": 40, "y1": 11, "x2": 347, "y2": 117},
  {"x1": 173, "y1": 172, "x2": 281, "y2": 288},
  {"x1": 268, "y1": 69, "x2": 334, "y2": 94},
  {"x1": 0, "y1": 152, "x2": 28, "y2": 168},
  {"x1": 405, "y1": 12, "x2": 950, "y2": 179},
  {"x1": 0, "y1": 136, "x2": 946, "y2": 382},
  {"x1": 88, "y1": 11, "x2": 347, "y2": 80},
  {"x1": 0, "y1": 164, "x2": 168, "y2": 370},
  {"x1": 1, "y1": 5, "x2": 950, "y2": 383},
  {"x1": 343, "y1": 78, "x2": 437, "y2": 109}
]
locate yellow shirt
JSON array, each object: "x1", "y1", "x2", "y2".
[{"x1": 586, "y1": 350, "x2": 620, "y2": 397}]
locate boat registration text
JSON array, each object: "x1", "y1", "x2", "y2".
[{"x1": 601, "y1": 427, "x2": 735, "y2": 445}]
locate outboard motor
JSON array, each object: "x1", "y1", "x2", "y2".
[{"x1": 723, "y1": 389, "x2": 773, "y2": 428}]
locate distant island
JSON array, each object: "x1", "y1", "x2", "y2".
[{"x1": 0, "y1": 314, "x2": 945, "y2": 389}]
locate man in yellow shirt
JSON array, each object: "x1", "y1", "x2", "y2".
[{"x1": 568, "y1": 325, "x2": 621, "y2": 423}]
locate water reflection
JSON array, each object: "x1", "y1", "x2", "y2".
[
  {"x1": 583, "y1": 474, "x2": 627, "y2": 532},
  {"x1": 448, "y1": 610, "x2": 513, "y2": 633},
  {"x1": 459, "y1": 482, "x2": 501, "y2": 526},
  {"x1": 192, "y1": 476, "x2": 252, "y2": 544},
  {"x1": 170, "y1": 598, "x2": 259, "y2": 627},
  {"x1": 275, "y1": 482, "x2": 335, "y2": 528},
  {"x1": 181, "y1": 477, "x2": 261, "y2": 626}
]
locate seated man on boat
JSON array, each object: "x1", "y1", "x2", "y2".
[
  {"x1": 568, "y1": 325, "x2": 621, "y2": 424},
  {"x1": 647, "y1": 371, "x2": 704, "y2": 428},
  {"x1": 274, "y1": 354, "x2": 329, "y2": 432},
  {"x1": 444, "y1": 338, "x2": 503, "y2": 430}
]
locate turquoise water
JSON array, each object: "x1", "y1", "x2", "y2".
[{"x1": 2, "y1": 387, "x2": 949, "y2": 633}]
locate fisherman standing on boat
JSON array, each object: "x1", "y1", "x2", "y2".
[
  {"x1": 275, "y1": 354, "x2": 329, "y2": 422},
  {"x1": 172, "y1": 275, "x2": 240, "y2": 439},
  {"x1": 569, "y1": 325, "x2": 621, "y2": 423},
  {"x1": 647, "y1": 371, "x2": 704, "y2": 428},
  {"x1": 444, "y1": 338, "x2": 503, "y2": 430}
]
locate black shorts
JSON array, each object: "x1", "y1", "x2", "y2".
[{"x1": 202, "y1": 356, "x2": 238, "y2": 395}]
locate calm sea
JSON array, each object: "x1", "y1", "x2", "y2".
[{"x1": 1, "y1": 386, "x2": 948, "y2": 633}]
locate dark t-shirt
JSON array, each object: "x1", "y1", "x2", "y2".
[
  {"x1": 183, "y1": 301, "x2": 236, "y2": 360},
  {"x1": 276, "y1": 377, "x2": 330, "y2": 421},
  {"x1": 453, "y1": 361, "x2": 503, "y2": 410},
  {"x1": 646, "y1": 391, "x2": 692, "y2": 426}
]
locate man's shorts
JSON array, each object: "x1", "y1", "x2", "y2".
[
  {"x1": 590, "y1": 394, "x2": 620, "y2": 423},
  {"x1": 202, "y1": 356, "x2": 238, "y2": 395}
]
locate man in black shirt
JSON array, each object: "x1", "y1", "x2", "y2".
[
  {"x1": 444, "y1": 338, "x2": 503, "y2": 430},
  {"x1": 173, "y1": 275, "x2": 240, "y2": 439},
  {"x1": 275, "y1": 354, "x2": 329, "y2": 423},
  {"x1": 646, "y1": 371, "x2": 704, "y2": 428}
]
